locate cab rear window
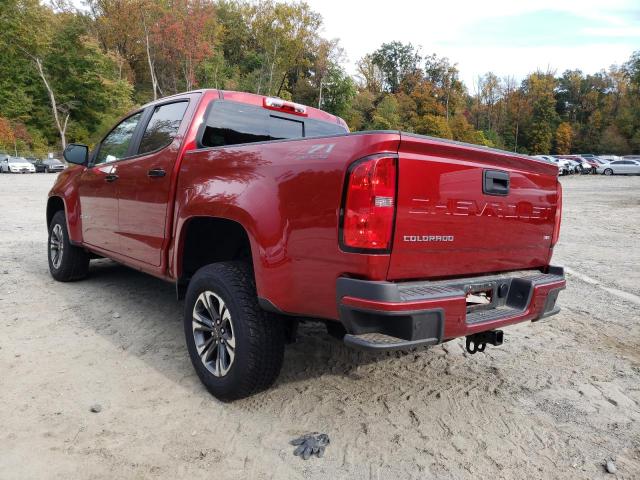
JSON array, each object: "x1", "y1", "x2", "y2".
[{"x1": 200, "y1": 100, "x2": 345, "y2": 148}]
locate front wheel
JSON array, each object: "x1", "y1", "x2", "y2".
[
  {"x1": 184, "y1": 262, "x2": 285, "y2": 401},
  {"x1": 604, "y1": 168, "x2": 613, "y2": 176},
  {"x1": 48, "y1": 211, "x2": 90, "y2": 281}
]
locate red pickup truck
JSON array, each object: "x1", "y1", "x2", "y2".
[{"x1": 48, "y1": 90, "x2": 565, "y2": 400}]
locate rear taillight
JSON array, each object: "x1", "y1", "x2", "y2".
[
  {"x1": 551, "y1": 181, "x2": 562, "y2": 247},
  {"x1": 341, "y1": 155, "x2": 397, "y2": 251}
]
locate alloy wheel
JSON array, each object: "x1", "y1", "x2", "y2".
[
  {"x1": 192, "y1": 291, "x2": 236, "y2": 377},
  {"x1": 50, "y1": 224, "x2": 64, "y2": 269}
]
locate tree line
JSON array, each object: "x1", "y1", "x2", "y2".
[{"x1": 1, "y1": 0, "x2": 639, "y2": 156}]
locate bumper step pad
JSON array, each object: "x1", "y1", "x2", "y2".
[{"x1": 343, "y1": 332, "x2": 439, "y2": 351}]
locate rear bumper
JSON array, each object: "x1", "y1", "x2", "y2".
[{"x1": 337, "y1": 266, "x2": 566, "y2": 351}]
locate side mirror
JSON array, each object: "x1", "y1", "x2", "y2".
[{"x1": 63, "y1": 143, "x2": 89, "y2": 165}]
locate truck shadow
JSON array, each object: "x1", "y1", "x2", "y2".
[{"x1": 66, "y1": 259, "x2": 395, "y2": 392}]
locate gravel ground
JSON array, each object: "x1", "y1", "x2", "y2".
[{"x1": 1, "y1": 173, "x2": 639, "y2": 479}]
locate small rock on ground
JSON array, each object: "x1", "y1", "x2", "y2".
[
  {"x1": 90, "y1": 404, "x2": 102, "y2": 413},
  {"x1": 605, "y1": 459, "x2": 617, "y2": 474}
]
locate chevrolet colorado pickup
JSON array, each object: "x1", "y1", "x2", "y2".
[{"x1": 48, "y1": 90, "x2": 565, "y2": 400}]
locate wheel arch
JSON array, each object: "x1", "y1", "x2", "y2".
[
  {"x1": 175, "y1": 215, "x2": 256, "y2": 298},
  {"x1": 46, "y1": 196, "x2": 66, "y2": 228}
]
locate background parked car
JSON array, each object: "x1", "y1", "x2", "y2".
[
  {"x1": 41, "y1": 158, "x2": 66, "y2": 173},
  {"x1": 26, "y1": 157, "x2": 46, "y2": 173},
  {"x1": 597, "y1": 159, "x2": 640, "y2": 175},
  {"x1": 598, "y1": 155, "x2": 622, "y2": 163},
  {"x1": 563, "y1": 155, "x2": 596, "y2": 174},
  {"x1": 555, "y1": 156, "x2": 581, "y2": 174},
  {"x1": 581, "y1": 158, "x2": 600, "y2": 173},
  {"x1": 622, "y1": 155, "x2": 640, "y2": 161},
  {"x1": 533, "y1": 155, "x2": 569, "y2": 175},
  {"x1": 0, "y1": 156, "x2": 36, "y2": 173},
  {"x1": 590, "y1": 157, "x2": 609, "y2": 166}
]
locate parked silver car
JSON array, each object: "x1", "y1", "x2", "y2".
[{"x1": 597, "y1": 159, "x2": 640, "y2": 175}]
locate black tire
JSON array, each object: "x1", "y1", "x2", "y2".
[
  {"x1": 48, "y1": 210, "x2": 90, "y2": 281},
  {"x1": 184, "y1": 262, "x2": 285, "y2": 401},
  {"x1": 604, "y1": 168, "x2": 613, "y2": 176}
]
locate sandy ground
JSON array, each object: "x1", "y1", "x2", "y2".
[{"x1": 1, "y1": 172, "x2": 639, "y2": 480}]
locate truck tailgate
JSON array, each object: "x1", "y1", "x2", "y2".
[{"x1": 388, "y1": 134, "x2": 560, "y2": 280}]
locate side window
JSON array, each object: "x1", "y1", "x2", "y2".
[
  {"x1": 95, "y1": 112, "x2": 143, "y2": 165},
  {"x1": 138, "y1": 101, "x2": 188, "y2": 155},
  {"x1": 202, "y1": 101, "x2": 270, "y2": 147},
  {"x1": 305, "y1": 118, "x2": 347, "y2": 137}
]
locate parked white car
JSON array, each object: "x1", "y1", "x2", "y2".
[
  {"x1": 534, "y1": 155, "x2": 570, "y2": 175},
  {"x1": 597, "y1": 159, "x2": 640, "y2": 175},
  {"x1": 554, "y1": 157, "x2": 581, "y2": 174},
  {"x1": 0, "y1": 156, "x2": 36, "y2": 173}
]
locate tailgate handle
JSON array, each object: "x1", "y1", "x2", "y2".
[{"x1": 483, "y1": 169, "x2": 510, "y2": 196}]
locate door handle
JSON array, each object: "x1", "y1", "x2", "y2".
[
  {"x1": 483, "y1": 169, "x2": 509, "y2": 196},
  {"x1": 105, "y1": 173, "x2": 119, "y2": 182},
  {"x1": 147, "y1": 168, "x2": 166, "y2": 178}
]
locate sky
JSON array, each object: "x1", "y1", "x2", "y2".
[
  {"x1": 300, "y1": 0, "x2": 640, "y2": 89},
  {"x1": 70, "y1": 0, "x2": 640, "y2": 89}
]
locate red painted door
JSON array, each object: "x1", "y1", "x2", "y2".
[
  {"x1": 78, "y1": 164, "x2": 119, "y2": 252},
  {"x1": 115, "y1": 100, "x2": 190, "y2": 266},
  {"x1": 78, "y1": 112, "x2": 143, "y2": 252}
]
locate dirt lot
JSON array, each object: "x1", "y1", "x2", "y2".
[{"x1": 1, "y1": 173, "x2": 639, "y2": 479}]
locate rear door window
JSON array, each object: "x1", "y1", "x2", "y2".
[{"x1": 138, "y1": 101, "x2": 188, "y2": 154}]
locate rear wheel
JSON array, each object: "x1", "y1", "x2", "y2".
[
  {"x1": 604, "y1": 168, "x2": 613, "y2": 176},
  {"x1": 48, "y1": 211, "x2": 90, "y2": 281},
  {"x1": 184, "y1": 262, "x2": 285, "y2": 401}
]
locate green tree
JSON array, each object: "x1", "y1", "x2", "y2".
[
  {"x1": 424, "y1": 54, "x2": 465, "y2": 122},
  {"x1": 525, "y1": 72, "x2": 558, "y2": 154},
  {"x1": 370, "y1": 95, "x2": 400, "y2": 130},
  {"x1": 371, "y1": 41, "x2": 421, "y2": 93},
  {"x1": 318, "y1": 65, "x2": 356, "y2": 118}
]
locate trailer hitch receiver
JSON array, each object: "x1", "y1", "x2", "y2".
[{"x1": 465, "y1": 330, "x2": 503, "y2": 354}]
